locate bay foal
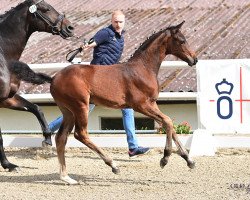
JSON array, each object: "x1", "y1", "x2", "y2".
[{"x1": 51, "y1": 21, "x2": 197, "y2": 184}]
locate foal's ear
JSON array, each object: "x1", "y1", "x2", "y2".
[
  {"x1": 165, "y1": 29, "x2": 171, "y2": 36},
  {"x1": 171, "y1": 21, "x2": 185, "y2": 34},
  {"x1": 175, "y1": 21, "x2": 185, "y2": 30}
]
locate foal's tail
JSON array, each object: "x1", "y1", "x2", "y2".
[{"x1": 9, "y1": 61, "x2": 52, "y2": 84}]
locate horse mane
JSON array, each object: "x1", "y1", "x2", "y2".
[
  {"x1": 129, "y1": 25, "x2": 176, "y2": 60},
  {"x1": 0, "y1": 1, "x2": 29, "y2": 20},
  {"x1": 128, "y1": 30, "x2": 164, "y2": 60}
]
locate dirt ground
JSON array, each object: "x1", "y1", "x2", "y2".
[{"x1": 0, "y1": 147, "x2": 250, "y2": 200}]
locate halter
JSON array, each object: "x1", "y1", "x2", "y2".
[{"x1": 29, "y1": 0, "x2": 66, "y2": 36}]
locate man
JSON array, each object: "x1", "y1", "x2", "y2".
[{"x1": 49, "y1": 10, "x2": 150, "y2": 157}]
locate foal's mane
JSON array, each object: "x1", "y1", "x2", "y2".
[{"x1": 129, "y1": 25, "x2": 174, "y2": 60}]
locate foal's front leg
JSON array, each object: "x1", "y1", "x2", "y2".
[
  {"x1": 135, "y1": 102, "x2": 174, "y2": 167},
  {"x1": 172, "y1": 132, "x2": 195, "y2": 169},
  {"x1": 158, "y1": 117, "x2": 195, "y2": 169},
  {"x1": 135, "y1": 101, "x2": 195, "y2": 169}
]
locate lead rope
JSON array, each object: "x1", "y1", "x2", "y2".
[{"x1": 66, "y1": 38, "x2": 94, "y2": 62}]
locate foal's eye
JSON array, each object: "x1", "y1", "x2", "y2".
[
  {"x1": 176, "y1": 37, "x2": 186, "y2": 45},
  {"x1": 179, "y1": 40, "x2": 185, "y2": 44},
  {"x1": 174, "y1": 38, "x2": 185, "y2": 45}
]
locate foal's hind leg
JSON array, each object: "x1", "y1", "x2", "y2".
[
  {"x1": 0, "y1": 95, "x2": 52, "y2": 146},
  {"x1": 55, "y1": 107, "x2": 78, "y2": 185},
  {"x1": 74, "y1": 105, "x2": 120, "y2": 175},
  {"x1": 0, "y1": 129, "x2": 19, "y2": 171}
]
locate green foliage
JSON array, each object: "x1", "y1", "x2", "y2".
[
  {"x1": 158, "y1": 121, "x2": 192, "y2": 134},
  {"x1": 174, "y1": 121, "x2": 191, "y2": 134}
]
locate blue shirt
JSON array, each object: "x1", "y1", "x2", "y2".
[{"x1": 91, "y1": 25, "x2": 124, "y2": 65}]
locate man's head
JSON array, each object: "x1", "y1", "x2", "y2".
[{"x1": 111, "y1": 10, "x2": 125, "y2": 35}]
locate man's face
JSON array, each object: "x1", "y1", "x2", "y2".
[{"x1": 111, "y1": 14, "x2": 125, "y2": 35}]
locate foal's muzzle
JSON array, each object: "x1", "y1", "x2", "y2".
[{"x1": 187, "y1": 57, "x2": 198, "y2": 66}]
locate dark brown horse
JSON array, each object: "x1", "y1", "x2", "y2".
[
  {"x1": 50, "y1": 21, "x2": 197, "y2": 184},
  {"x1": 0, "y1": 0, "x2": 74, "y2": 171}
]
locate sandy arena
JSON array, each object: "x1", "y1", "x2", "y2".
[{"x1": 0, "y1": 147, "x2": 250, "y2": 200}]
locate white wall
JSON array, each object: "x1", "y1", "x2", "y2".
[{"x1": 0, "y1": 103, "x2": 197, "y2": 132}]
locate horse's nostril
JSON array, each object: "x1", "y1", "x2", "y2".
[
  {"x1": 194, "y1": 57, "x2": 198, "y2": 64},
  {"x1": 66, "y1": 25, "x2": 74, "y2": 33}
]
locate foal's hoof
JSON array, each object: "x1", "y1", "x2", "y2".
[
  {"x1": 60, "y1": 175, "x2": 79, "y2": 185},
  {"x1": 160, "y1": 158, "x2": 168, "y2": 169},
  {"x1": 112, "y1": 167, "x2": 120, "y2": 174},
  {"x1": 187, "y1": 161, "x2": 196, "y2": 169}
]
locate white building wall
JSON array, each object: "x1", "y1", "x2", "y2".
[{"x1": 0, "y1": 103, "x2": 197, "y2": 132}]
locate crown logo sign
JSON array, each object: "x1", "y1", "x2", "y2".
[{"x1": 215, "y1": 78, "x2": 234, "y2": 95}]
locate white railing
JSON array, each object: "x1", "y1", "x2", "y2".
[{"x1": 29, "y1": 60, "x2": 190, "y2": 71}]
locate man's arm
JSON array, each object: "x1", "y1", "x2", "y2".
[{"x1": 84, "y1": 28, "x2": 110, "y2": 50}]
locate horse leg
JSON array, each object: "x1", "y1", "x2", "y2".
[
  {"x1": 0, "y1": 129, "x2": 19, "y2": 171},
  {"x1": 0, "y1": 95, "x2": 52, "y2": 146},
  {"x1": 73, "y1": 105, "x2": 120, "y2": 175},
  {"x1": 74, "y1": 129, "x2": 120, "y2": 175},
  {"x1": 0, "y1": 66, "x2": 11, "y2": 101},
  {"x1": 135, "y1": 101, "x2": 194, "y2": 169},
  {"x1": 172, "y1": 132, "x2": 195, "y2": 168},
  {"x1": 54, "y1": 107, "x2": 78, "y2": 185},
  {"x1": 135, "y1": 102, "x2": 173, "y2": 167}
]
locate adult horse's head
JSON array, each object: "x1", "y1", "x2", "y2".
[
  {"x1": 26, "y1": 0, "x2": 74, "y2": 38},
  {"x1": 165, "y1": 21, "x2": 197, "y2": 66}
]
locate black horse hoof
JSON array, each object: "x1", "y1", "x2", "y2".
[
  {"x1": 160, "y1": 158, "x2": 168, "y2": 169},
  {"x1": 2, "y1": 162, "x2": 20, "y2": 172},
  {"x1": 9, "y1": 166, "x2": 21, "y2": 172},
  {"x1": 112, "y1": 167, "x2": 120, "y2": 174},
  {"x1": 42, "y1": 138, "x2": 52, "y2": 147},
  {"x1": 187, "y1": 161, "x2": 196, "y2": 169}
]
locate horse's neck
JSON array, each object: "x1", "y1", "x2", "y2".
[
  {"x1": 0, "y1": 7, "x2": 31, "y2": 60},
  {"x1": 131, "y1": 39, "x2": 165, "y2": 76}
]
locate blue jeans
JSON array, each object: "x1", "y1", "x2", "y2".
[
  {"x1": 49, "y1": 104, "x2": 138, "y2": 150},
  {"x1": 49, "y1": 104, "x2": 96, "y2": 132}
]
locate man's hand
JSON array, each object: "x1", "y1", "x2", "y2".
[{"x1": 83, "y1": 38, "x2": 96, "y2": 50}]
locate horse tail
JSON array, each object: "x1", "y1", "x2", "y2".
[{"x1": 9, "y1": 61, "x2": 52, "y2": 84}]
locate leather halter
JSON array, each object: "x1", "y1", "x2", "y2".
[{"x1": 30, "y1": 0, "x2": 66, "y2": 36}]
